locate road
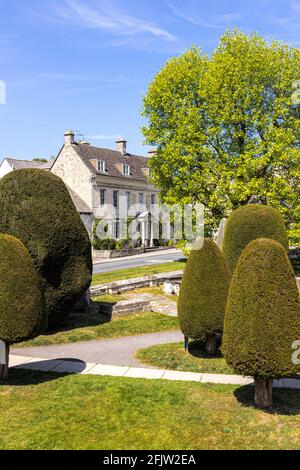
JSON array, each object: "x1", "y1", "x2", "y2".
[{"x1": 93, "y1": 249, "x2": 185, "y2": 273}]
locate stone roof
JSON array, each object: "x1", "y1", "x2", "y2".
[
  {"x1": 72, "y1": 143, "x2": 150, "y2": 182},
  {"x1": 5, "y1": 158, "x2": 52, "y2": 170}
]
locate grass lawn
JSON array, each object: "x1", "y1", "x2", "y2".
[
  {"x1": 1, "y1": 369, "x2": 300, "y2": 450},
  {"x1": 15, "y1": 310, "x2": 179, "y2": 348},
  {"x1": 92, "y1": 261, "x2": 185, "y2": 285},
  {"x1": 136, "y1": 341, "x2": 236, "y2": 375}
]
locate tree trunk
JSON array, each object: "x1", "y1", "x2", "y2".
[
  {"x1": 0, "y1": 343, "x2": 9, "y2": 382},
  {"x1": 254, "y1": 377, "x2": 273, "y2": 408},
  {"x1": 205, "y1": 334, "x2": 217, "y2": 356}
]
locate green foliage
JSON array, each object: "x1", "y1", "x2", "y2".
[
  {"x1": 222, "y1": 204, "x2": 289, "y2": 274},
  {"x1": 177, "y1": 238, "x2": 230, "y2": 340},
  {"x1": 142, "y1": 30, "x2": 300, "y2": 241},
  {"x1": 0, "y1": 169, "x2": 92, "y2": 326},
  {"x1": 0, "y1": 234, "x2": 46, "y2": 344},
  {"x1": 222, "y1": 238, "x2": 300, "y2": 378},
  {"x1": 93, "y1": 237, "x2": 117, "y2": 250}
]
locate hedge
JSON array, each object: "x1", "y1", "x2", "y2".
[
  {"x1": 222, "y1": 238, "x2": 300, "y2": 379},
  {"x1": 0, "y1": 169, "x2": 92, "y2": 326},
  {"x1": 222, "y1": 205, "x2": 289, "y2": 274},
  {"x1": 177, "y1": 238, "x2": 230, "y2": 343},
  {"x1": 0, "y1": 234, "x2": 46, "y2": 343}
]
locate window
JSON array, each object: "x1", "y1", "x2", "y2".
[
  {"x1": 123, "y1": 164, "x2": 130, "y2": 175},
  {"x1": 151, "y1": 194, "x2": 155, "y2": 205},
  {"x1": 113, "y1": 220, "x2": 120, "y2": 239},
  {"x1": 138, "y1": 192, "x2": 144, "y2": 205},
  {"x1": 126, "y1": 191, "x2": 131, "y2": 210},
  {"x1": 100, "y1": 189, "x2": 105, "y2": 206},
  {"x1": 97, "y1": 160, "x2": 105, "y2": 172},
  {"x1": 113, "y1": 190, "x2": 119, "y2": 208}
]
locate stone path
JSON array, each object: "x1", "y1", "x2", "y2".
[
  {"x1": 9, "y1": 354, "x2": 300, "y2": 390},
  {"x1": 11, "y1": 330, "x2": 183, "y2": 367}
]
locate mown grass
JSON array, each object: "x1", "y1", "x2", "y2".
[
  {"x1": 1, "y1": 369, "x2": 300, "y2": 449},
  {"x1": 92, "y1": 261, "x2": 185, "y2": 285},
  {"x1": 15, "y1": 311, "x2": 180, "y2": 348},
  {"x1": 136, "y1": 341, "x2": 235, "y2": 374}
]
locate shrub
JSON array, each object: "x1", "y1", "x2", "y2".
[
  {"x1": 93, "y1": 237, "x2": 117, "y2": 250},
  {"x1": 177, "y1": 238, "x2": 230, "y2": 355},
  {"x1": 222, "y1": 238, "x2": 300, "y2": 408},
  {"x1": 222, "y1": 205, "x2": 289, "y2": 274},
  {"x1": 0, "y1": 234, "x2": 46, "y2": 379},
  {"x1": 0, "y1": 169, "x2": 92, "y2": 326}
]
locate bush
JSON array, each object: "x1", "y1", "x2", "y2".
[
  {"x1": 222, "y1": 238, "x2": 300, "y2": 408},
  {"x1": 222, "y1": 205, "x2": 289, "y2": 274},
  {"x1": 0, "y1": 234, "x2": 46, "y2": 379},
  {"x1": 0, "y1": 170, "x2": 92, "y2": 326},
  {"x1": 93, "y1": 237, "x2": 117, "y2": 250},
  {"x1": 177, "y1": 238, "x2": 230, "y2": 354}
]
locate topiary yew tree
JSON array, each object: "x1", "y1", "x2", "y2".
[
  {"x1": 0, "y1": 234, "x2": 46, "y2": 380},
  {"x1": 222, "y1": 238, "x2": 300, "y2": 408},
  {"x1": 0, "y1": 169, "x2": 92, "y2": 326},
  {"x1": 222, "y1": 204, "x2": 289, "y2": 274},
  {"x1": 178, "y1": 238, "x2": 230, "y2": 355}
]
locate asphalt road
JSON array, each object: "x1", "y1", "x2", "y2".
[{"x1": 93, "y1": 250, "x2": 185, "y2": 273}]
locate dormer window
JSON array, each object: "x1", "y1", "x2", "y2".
[
  {"x1": 123, "y1": 164, "x2": 130, "y2": 176},
  {"x1": 97, "y1": 160, "x2": 105, "y2": 172}
]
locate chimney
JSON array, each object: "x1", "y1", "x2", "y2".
[
  {"x1": 64, "y1": 129, "x2": 75, "y2": 145},
  {"x1": 148, "y1": 148, "x2": 157, "y2": 157},
  {"x1": 116, "y1": 137, "x2": 127, "y2": 155}
]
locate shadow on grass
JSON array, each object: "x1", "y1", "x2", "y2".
[
  {"x1": 187, "y1": 339, "x2": 223, "y2": 359},
  {"x1": 234, "y1": 384, "x2": 300, "y2": 416},
  {"x1": 2, "y1": 367, "x2": 70, "y2": 386},
  {"x1": 46, "y1": 305, "x2": 112, "y2": 335}
]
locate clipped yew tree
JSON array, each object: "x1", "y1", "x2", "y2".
[
  {"x1": 0, "y1": 234, "x2": 46, "y2": 380},
  {"x1": 222, "y1": 205, "x2": 289, "y2": 274},
  {"x1": 0, "y1": 169, "x2": 92, "y2": 326},
  {"x1": 178, "y1": 238, "x2": 230, "y2": 355},
  {"x1": 223, "y1": 238, "x2": 300, "y2": 408}
]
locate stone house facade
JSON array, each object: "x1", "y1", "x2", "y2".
[{"x1": 51, "y1": 130, "x2": 159, "y2": 244}]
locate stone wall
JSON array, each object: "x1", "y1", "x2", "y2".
[{"x1": 90, "y1": 270, "x2": 183, "y2": 296}]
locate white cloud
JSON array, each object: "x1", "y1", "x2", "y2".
[
  {"x1": 48, "y1": 0, "x2": 177, "y2": 42},
  {"x1": 165, "y1": 0, "x2": 243, "y2": 28}
]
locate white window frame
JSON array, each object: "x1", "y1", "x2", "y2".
[
  {"x1": 123, "y1": 164, "x2": 130, "y2": 175},
  {"x1": 97, "y1": 160, "x2": 105, "y2": 172}
]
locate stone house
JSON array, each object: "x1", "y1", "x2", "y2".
[
  {"x1": 0, "y1": 157, "x2": 51, "y2": 178},
  {"x1": 50, "y1": 130, "x2": 159, "y2": 244}
]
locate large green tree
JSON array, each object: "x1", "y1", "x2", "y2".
[{"x1": 142, "y1": 30, "x2": 300, "y2": 242}]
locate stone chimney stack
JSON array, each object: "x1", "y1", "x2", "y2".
[
  {"x1": 148, "y1": 148, "x2": 157, "y2": 157},
  {"x1": 116, "y1": 138, "x2": 127, "y2": 155},
  {"x1": 64, "y1": 129, "x2": 75, "y2": 145}
]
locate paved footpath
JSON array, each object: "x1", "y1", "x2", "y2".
[
  {"x1": 10, "y1": 330, "x2": 300, "y2": 389},
  {"x1": 11, "y1": 330, "x2": 183, "y2": 367},
  {"x1": 9, "y1": 353, "x2": 300, "y2": 390}
]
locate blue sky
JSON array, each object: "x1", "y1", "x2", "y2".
[{"x1": 0, "y1": 0, "x2": 300, "y2": 160}]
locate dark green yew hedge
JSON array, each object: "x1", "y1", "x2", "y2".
[
  {"x1": 222, "y1": 238, "x2": 300, "y2": 378},
  {"x1": 178, "y1": 238, "x2": 230, "y2": 340},
  {"x1": 0, "y1": 169, "x2": 92, "y2": 326},
  {"x1": 0, "y1": 234, "x2": 46, "y2": 343},
  {"x1": 222, "y1": 205, "x2": 289, "y2": 274}
]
